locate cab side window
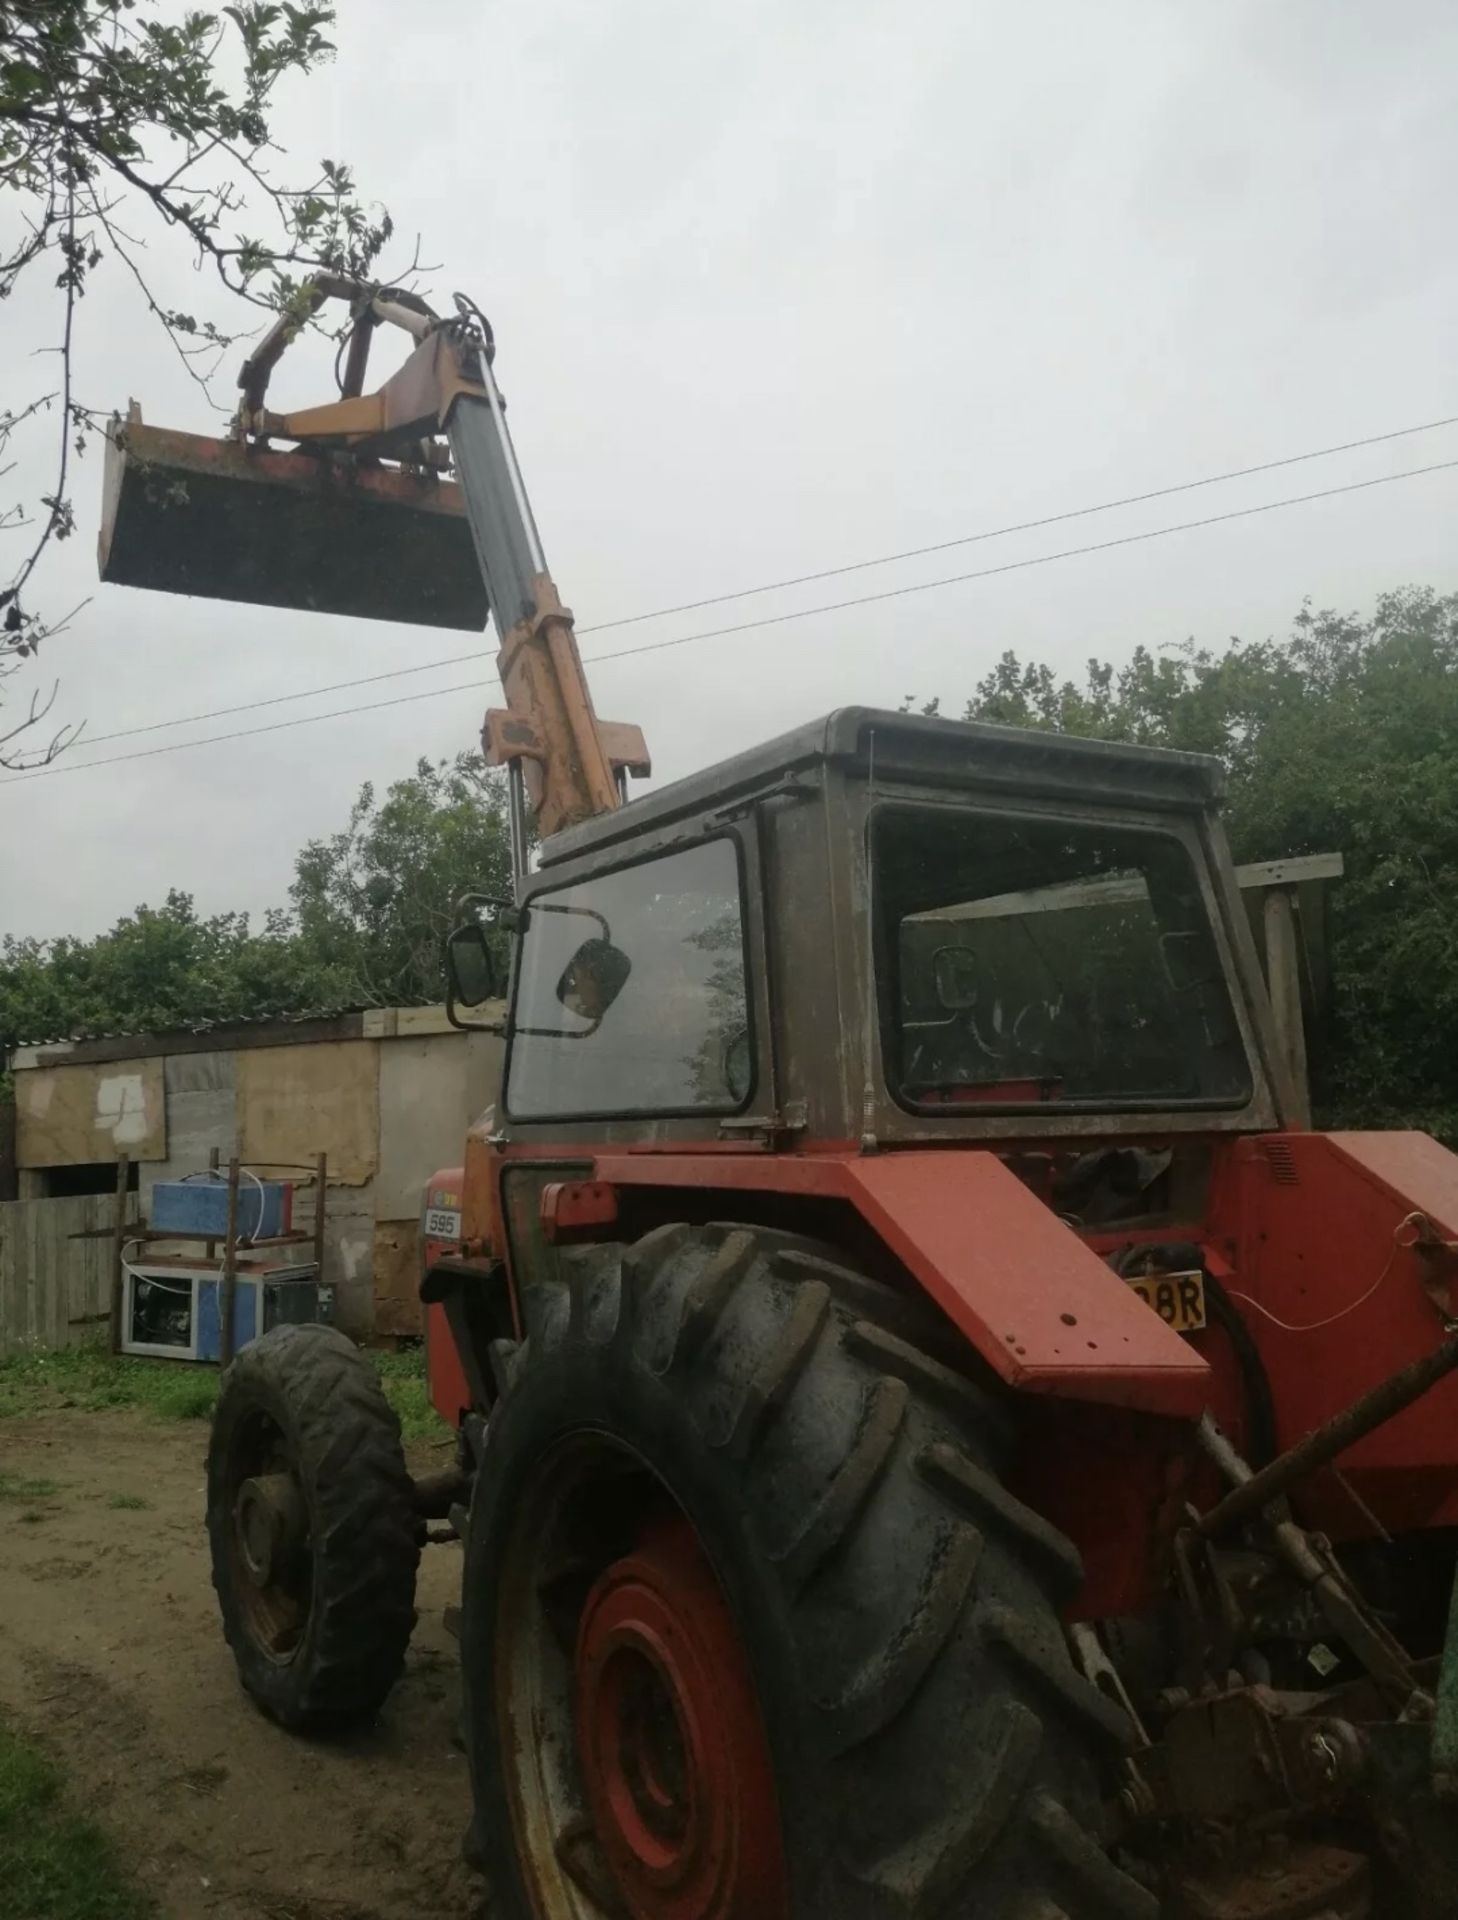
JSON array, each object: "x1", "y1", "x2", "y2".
[{"x1": 506, "y1": 839, "x2": 751, "y2": 1119}]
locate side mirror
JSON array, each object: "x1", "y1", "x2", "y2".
[
  {"x1": 554, "y1": 936, "x2": 632, "y2": 1034},
  {"x1": 445, "y1": 923, "x2": 497, "y2": 1011}
]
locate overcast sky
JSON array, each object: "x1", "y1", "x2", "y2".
[{"x1": 3, "y1": 0, "x2": 1457, "y2": 941}]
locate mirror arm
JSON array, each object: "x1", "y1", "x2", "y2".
[
  {"x1": 453, "y1": 890, "x2": 524, "y2": 933},
  {"x1": 446, "y1": 1004, "x2": 506, "y2": 1035}
]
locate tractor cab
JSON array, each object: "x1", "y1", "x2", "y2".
[{"x1": 460, "y1": 706, "x2": 1291, "y2": 1154}]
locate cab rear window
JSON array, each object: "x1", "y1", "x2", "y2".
[{"x1": 875, "y1": 805, "x2": 1251, "y2": 1112}]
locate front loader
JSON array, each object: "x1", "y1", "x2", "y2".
[{"x1": 101, "y1": 278, "x2": 1458, "y2": 1919}]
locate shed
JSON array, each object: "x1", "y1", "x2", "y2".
[{"x1": 4, "y1": 1004, "x2": 505, "y2": 1340}]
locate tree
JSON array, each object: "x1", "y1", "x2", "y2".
[
  {"x1": 291, "y1": 752, "x2": 513, "y2": 1007},
  {"x1": 1, "y1": 2, "x2": 395, "y2": 765},
  {"x1": 0, "y1": 750, "x2": 513, "y2": 1061},
  {"x1": 912, "y1": 586, "x2": 1458, "y2": 1138},
  {"x1": 0, "y1": 888, "x2": 349, "y2": 1050}
]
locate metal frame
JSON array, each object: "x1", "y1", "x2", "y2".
[
  {"x1": 860, "y1": 787, "x2": 1266, "y2": 1128},
  {"x1": 112, "y1": 1152, "x2": 329, "y2": 1366},
  {"x1": 501, "y1": 828, "x2": 760, "y2": 1127},
  {"x1": 118, "y1": 1261, "x2": 321, "y2": 1362}
]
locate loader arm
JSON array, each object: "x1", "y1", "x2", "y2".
[
  {"x1": 108, "y1": 276, "x2": 648, "y2": 867},
  {"x1": 247, "y1": 282, "x2": 649, "y2": 861}
]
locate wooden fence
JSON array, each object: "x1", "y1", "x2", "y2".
[{"x1": 0, "y1": 1193, "x2": 137, "y2": 1356}]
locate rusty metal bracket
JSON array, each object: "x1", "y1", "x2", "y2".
[
  {"x1": 1198, "y1": 1333, "x2": 1458, "y2": 1541},
  {"x1": 484, "y1": 574, "x2": 651, "y2": 839},
  {"x1": 541, "y1": 1181, "x2": 620, "y2": 1243},
  {"x1": 1197, "y1": 1414, "x2": 1422, "y2": 1709},
  {"x1": 237, "y1": 274, "x2": 439, "y2": 421},
  {"x1": 1169, "y1": 1840, "x2": 1371, "y2": 1920},
  {"x1": 717, "y1": 1100, "x2": 808, "y2": 1149},
  {"x1": 482, "y1": 707, "x2": 650, "y2": 786},
  {"x1": 1396, "y1": 1210, "x2": 1458, "y2": 1329},
  {"x1": 1150, "y1": 1687, "x2": 1367, "y2": 1824}
]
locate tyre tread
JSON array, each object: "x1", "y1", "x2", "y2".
[
  {"x1": 207, "y1": 1323, "x2": 419, "y2": 1731},
  {"x1": 464, "y1": 1222, "x2": 1150, "y2": 1920},
  {"x1": 724, "y1": 1279, "x2": 831, "y2": 1458},
  {"x1": 1029, "y1": 1793, "x2": 1159, "y2": 1920},
  {"x1": 983, "y1": 1607, "x2": 1137, "y2": 1754},
  {"x1": 864, "y1": 1697, "x2": 1043, "y2": 1911},
  {"x1": 773, "y1": 1374, "x2": 909, "y2": 1593},
  {"x1": 918, "y1": 1441, "x2": 1084, "y2": 1599},
  {"x1": 822, "y1": 1519, "x2": 984, "y2": 1753},
  {"x1": 668, "y1": 1226, "x2": 757, "y2": 1369}
]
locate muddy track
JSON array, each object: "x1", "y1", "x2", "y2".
[{"x1": 0, "y1": 1410, "x2": 481, "y2": 1920}]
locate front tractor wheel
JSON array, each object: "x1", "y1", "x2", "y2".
[
  {"x1": 462, "y1": 1224, "x2": 1154, "y2": 1920},
  {"x1": 206, "y1": 1323, "x2": 420, "y2": 1730}
]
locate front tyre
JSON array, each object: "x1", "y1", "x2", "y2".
[
  {"x1": 461, "y1": 1223, "x2": 1153, "y2": 1920},
  {"x1": 206, "y1": 1323, "x2": 420, "y2": 1730}
]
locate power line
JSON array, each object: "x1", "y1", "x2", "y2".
[
  {"x1": 574, "y1": 411, "x2": 1458, "y2": 634},
  {"x1": 7, "y1": 450, "x2": 1456, "y2": 786},
  {"x1": 73, "y1": 648, "x2": 482, "y2": 744},
  {"x1": 77, "y1": 650, "x2": 482, "y2": 750},
  {"x1": 66, "y1": 407, "x2": 1458, "y2": 754},
  {"x1": 4, "y1": 676, "x2": 499, "y2": 779},
  {"x1": 573, "y1": 455, "x2": 1458, "y2": 667}
]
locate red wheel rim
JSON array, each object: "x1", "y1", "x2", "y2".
[{"x1": 575, "y1": 1515, "x2": 789, "y2": 1920}]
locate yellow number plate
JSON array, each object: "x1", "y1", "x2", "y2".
[{"x1": 1125, "y1": 1269, "x2": 1207, "y2": 1333}]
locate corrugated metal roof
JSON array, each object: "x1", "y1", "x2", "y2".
[{"x1": 10, "y1": 1003, "x2": 373, "y2": 1051}]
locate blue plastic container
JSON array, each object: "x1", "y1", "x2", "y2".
[{"x1": 150, "y1": 1178, "x2": 291, "y2": 1240}]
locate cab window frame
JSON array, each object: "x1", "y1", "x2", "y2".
[
  {"x1": 502, "y1": 828, "x2": 758, "y2": 1125},
  {"x1": 869, "y1": 797, "x2": 1255, "y2": 1119}
]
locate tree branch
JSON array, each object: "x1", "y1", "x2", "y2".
[{"x1": 1, "y1": 2, "x2": 394, "y2": 761}]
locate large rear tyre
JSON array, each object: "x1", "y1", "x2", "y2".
[
  {"x1": 206, "y1": 1322, "x2": 420, "y2": 1730},
  {"x1": 462, "y1": 1223, "x2": 1153, "y2": 1920}
]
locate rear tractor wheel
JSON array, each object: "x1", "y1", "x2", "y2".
[
  {"x1": 206, "y1": 1322, "x2": 420, "y2": 1729},
  {"x1": 462, "y1": 1222, "x2": 1153, "y2": 1920}
]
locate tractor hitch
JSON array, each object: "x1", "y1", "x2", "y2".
[
  {"x1": 1121, "y1": 1685, "x2": 1367, "y2": 1828},
  {"x1": 1197, "y1": 1329, "x2": 1458, "y2": 1543}
]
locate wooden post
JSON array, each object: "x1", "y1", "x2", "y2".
[
  {"x1": 108, "y1": 1153, "x2": 131, "y2": 1355},
  {"x1": 313, "y1": 1151, "x2": 328, "y2": 1284},
  {"x1": 0, "y1": 1085, "x2": 17, "y2": 1204},
  {"x1": 1264, "y1": 887, "x2": 1311, "y2": 1129},
  {"x1": 204, "y1": 1144, "x2": 220, "y2": 1262},
  {"x1": 219, "y1": 1156, "x2": 241, "y2": 1368}
]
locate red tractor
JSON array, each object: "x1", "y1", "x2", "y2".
[{"x1": 104, "y1": 281, "x2": 1458, "y2": 1919}]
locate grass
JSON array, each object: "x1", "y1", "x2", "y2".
[
  {"x1": 0, "y1": 1345, "x2": 219, "y2": 1423},
  {"x1": 0, "y1": 1717, "x2": 152, "y2": 1919},
  {"x1": 372, "y1": 1346, "x2": 445, "y2": 1441},
  {"x1": 0, "y1": 1474, "x2": 60, "y2": 1503},
  {"x1": 106, "y1": 1492, "x2": 150, "y2": 1512},
  {"x1": 0, "y1": 1340, "x2": 444, "y2": 1440}
]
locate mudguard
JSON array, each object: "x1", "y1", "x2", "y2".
[{"x1": 584, "y1": 1149, "x2": 1211, "y2": 1418}]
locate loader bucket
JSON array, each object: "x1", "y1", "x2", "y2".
[{"x1": 97, "y1": 411, "x2": 488, "y2": 631}]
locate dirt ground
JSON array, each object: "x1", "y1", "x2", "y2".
[{"x1": 0, "y1": 1409, "x2": 483, "y2": 1920}]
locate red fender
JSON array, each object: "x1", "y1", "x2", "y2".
[{"x1": 566, "y1": 1149, "x2": 1211, "y2": 1419}]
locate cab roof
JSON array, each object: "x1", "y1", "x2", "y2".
[{"x1": 539, "y1": 706, "x2": 1226, "y2": 869}]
